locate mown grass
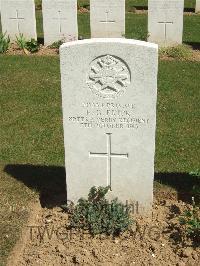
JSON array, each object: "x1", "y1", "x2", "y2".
[
  {"x1": 156, "y1": 61, "x2": 200, "y2": 172},
  {"x1": 0, "y1": 56, "x2": 63, "y2": 165}
]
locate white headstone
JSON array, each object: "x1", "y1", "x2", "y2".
[
  {"x1": 148, "y1": 0, "x2": 184, "y2": 46},
  {"x1": 1, "y1": 0, "x2": 37, "y2": 41},
  {"x1": 196, "y1": 0, "x2": 200, "y2": 12},
  {"x1": 60, "y1": 39, "x2": 158, "y2": 214},
  {"x1": 90, "y1": 0, "x2": 125, "y2": 38},
  {"x1": 42, "y1": 0, "x2": 78, "y2": 46}
]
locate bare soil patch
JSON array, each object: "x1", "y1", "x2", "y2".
[
  {"x1": 9, "y1": 191, "x2": 199, "y2": 266},
  {"x1": 4, "y1": 44, "x2": 200, "y2": 62},
  {"x1": 159, "y1": 49, "x2": 200, "y2": 62},
  {"x1": 6, "y1": 44, "x2": 58, "y2": 56},
  {"x1": 78, "y1": 7, "x2": 90, "y2": 14}
]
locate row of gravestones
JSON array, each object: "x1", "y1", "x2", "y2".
[{"x1": 1, "y1": 0, "x2": 199, "y2": 46}]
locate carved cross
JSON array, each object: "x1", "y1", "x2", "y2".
[
  {"x1": 158, "y1": 21, "x2": 173, "y2": 41},
  {"x1": 53, "y1": 10, "x2": 67, "y2": 34},
  {"x1": 100, "y1": 11, "x2": 115, "y2": 24},
  {"x1": 9, "y1": 10, "x2": 25, "y2": 33},
  {"x1": 89, "y1": 133, "x2": 128, "y2": 190}
]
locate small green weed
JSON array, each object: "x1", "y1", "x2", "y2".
[
  {"x1": 16, "y1": 34, "x2": 39, "y2": 54},
  {"x1": 16, "y1": 33, "x2": 27, "y2": 50},
  {"x1": 25, "y1": 39, "x2": 40, "y2": 53},
  {"x1": 190, "y1": 169, "x2": 200, "y2": 178},
  {"x1": 159, "y1": 45, "x2": 192, "y2": 60},
  {"x1": 49, "y1": 40, "x2": 64, "y2": 49},
  {"x1": 179, "y1": 198, "x2": 200, "y2": 244},
  {"x1": 0, "y1": 33, "x2": 10, "y2": 54},
  {"x1": 69, "y1": 186, "x2": 133, "y2": 236}
]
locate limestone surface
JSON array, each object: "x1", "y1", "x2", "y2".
[
  {"x1": 148, "y1": 0, "x2": 184, "y2": 46},
  {"x1": 60, "y1": 39, "x2": 158, "y2": 214},
  {"x1": 42, "y1": 0, "x2": 78, "y2": 46},
  {"x1": 1, "y1": 0, "x2": 37, "y2": 41},
  {"x1": 90, "y1": 0, "x2": 125, "y2": 38}
]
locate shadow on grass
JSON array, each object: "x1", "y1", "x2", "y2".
[
  {"x1": 184, "y1": 7, "x2": 195, "y2": 13},
  {"x1": 4, "y1": 164, "x2": 66, "y2": 209},
  {"x1": 130, "y1": 6, "x2": 148, "y2": 11},
  {"x1": 128, "y1": 6, "x2": 195, "y2": 12},
  {"x1": 184, "y1": 41, "x2": 200, "y2": 50},
  {"x1": 4, "y1": 164, "x2": 199, "y2": 208},
  {"x1": 155, "y1": 172, "x2": 199, "y2": 203}
]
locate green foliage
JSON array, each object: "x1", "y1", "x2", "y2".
[
  {"x1": 179, "y1": 198, "x2": 200, "y2": 244},
  {"x1": 16, "y1": 35, "x2": 39, "y2": 53},
  {"x1": 25, "y1": 39, "x2": 40, "y2": 53},
  {"x1": 49, "y1": 40, "x2": 64, "y2": 49},
  {"x1": 70, "y1": 186, "x2": 133, "y2": 236},
  {"x1": 159, "y1": 45, "x2": 192, "y2": 60},
  {"x1": 190, "y1": 169, "x2": 200, "y2": 178},
  {"x1": 16, "y1": 33, "x2": 27, "y2": 50},
  {"x1": 125, "y1": 13, "x2": 148, "y2": 41},
  {"x1": 0, "y1": 33, "x2": 10, "y2": 54}
]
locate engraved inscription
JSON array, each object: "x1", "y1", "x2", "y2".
[
  {"x1": 68, "y1": 102, "x2": 150, "y2": 130},
  {"x1": 86, "y1": 55, "x2": 131, "y2": 99},
  {"x1": 89, "y1": 133, "x2": 128, "y2": 190}
]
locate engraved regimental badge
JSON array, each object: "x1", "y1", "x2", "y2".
[{"x1": 86, "y1": 55, "x2": 131, "y2": 99}]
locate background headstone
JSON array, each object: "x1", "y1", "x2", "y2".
[
  {"x1": 196, "y1": 0, "x2": 200, "y2": 13},
  {"x1": 60, "y1": 39, "x2": 158, "y2": 214},
  {"x1": 1, "y1": 0, "x2": 37, "y2": 41},
  {"x1": 42, "y1": 0, "x2": 78, "y2": 46},
  {"x1": 148, "y1": 0, "x2": 184, "y2": 46},
  {"x1": 90, "y1": 0, "x2": 125, "y2": 38}
]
